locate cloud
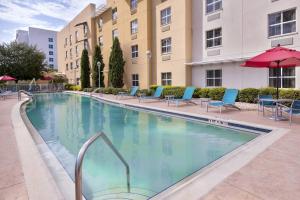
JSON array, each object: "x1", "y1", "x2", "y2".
[{"x1": 0, "y1": 0, "x2": 106, "y2": 43}]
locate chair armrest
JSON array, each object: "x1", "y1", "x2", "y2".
[{"x1": 277, "y1": 103, "x2": 290, "y2": 109}]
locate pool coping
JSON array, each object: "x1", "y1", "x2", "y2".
[
  {"x1": 15, "y1": 92, "x2": 289, "y2": 200},
  {"x1": 11, "y1": 97, "x2": 67, "y2": 200}
]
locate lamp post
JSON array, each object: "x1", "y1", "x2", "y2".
[
  {"x1": 97, "y1": 61, "x2": 101, "y2": 88},
  {"x1": 146, "y1": 50, "x2": 152, "y2": 89}
]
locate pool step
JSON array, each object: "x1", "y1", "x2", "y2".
[{"x1": 90, "y1": 187, "x2": 154, "y2": 200}]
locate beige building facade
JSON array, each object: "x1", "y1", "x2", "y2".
[
  {"x1": 57, "y1": 0, "x2": 193, "y2": 89},
  {"x1": 57, "y1": 4, "x2": 96, "y2": 85}
]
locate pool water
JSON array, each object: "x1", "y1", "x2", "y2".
[{"x1": 26, "y1": 93, "x2": 257, "y2": 199}]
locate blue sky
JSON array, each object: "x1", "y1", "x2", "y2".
[{"x1": 0, "y1": 0, "x2": 106, "y2": 43}]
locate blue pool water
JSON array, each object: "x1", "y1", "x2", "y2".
[{"x1": 25, "y1": 93, "x2": 257, "y2": 199}]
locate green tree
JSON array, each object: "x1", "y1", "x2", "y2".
[
  {"x1": 0, "y1": 42, "x2": 45, "y2": 80},
  {"x1": 109, "y1": 38, "x2": 125, "y2": 88},
  {"x1": 80, "y1": 49, "x2": 91, "y2": 88},
  {"x1": 92, "y1": 45, "x2": 105, "y2": 88}
]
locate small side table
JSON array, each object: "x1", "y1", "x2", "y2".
[
  {"x1": 165, "y1": 95, "x2": 175, "y2": 106},
  {"x1": 199, "y1": 98, "x2": 211, "y2": 107}
]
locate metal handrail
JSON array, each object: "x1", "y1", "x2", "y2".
[
  {"x1": 18, "y1": 90, "x2": 33, "y2": 101},
  {"x1": 75, "y1": 132, "x2": 131, "y2": 200},
  {"x1": 90, "y1": 87, "x2": 102, "y2": 97}
]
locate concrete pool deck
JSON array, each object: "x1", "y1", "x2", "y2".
[{"x1": 2, "y1": 93, "x2": 300, "y2": 199}]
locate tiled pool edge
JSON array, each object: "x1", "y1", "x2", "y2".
[
  {"x1": 12, "y1": 97, "x2": 78, "y2": 200},
  {"x1": 74, "y1": 91, "x2": 289, "y2": 200}
]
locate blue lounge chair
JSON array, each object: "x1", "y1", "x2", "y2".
[
  {"x1": 207, "y1": 89, "x2": 240, "y2": 113},
  {"x1": 139, "y1": 86, "x2": 164, "y2": 102},
  {"x1": 117, "y1": 86, "x2": 139, "y2": 99},
  {"x1": 168, "y1": 86, "x2": 196, "y2": 107},
  {"x1": 279, "y1": 100, "x2": 300, "y2": 125},
  {"x1": 257, "y1": 95, "x2": 276, "y2": 116}
]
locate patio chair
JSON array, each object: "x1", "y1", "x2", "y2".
[
  {"x1": 279, "y1": 100, "x2": 300, "y2": 125},
  {"x1": 167, "y1": 86, "x2": 196, "y2": 107},
  {"x1": 0, "y1": 91, "x2": 12, "y2": 100},
  {"x1": 139, "y1": 86, "x2": 164, "y2": 103},
  {"x1": 117, "y1": 86, "x2": 139, "y2": 100},
  {"x1": 258, "y1": 95, "x2": 276, "y2": 116},
  {"x1": 207, "y1": 89, "x2": 240, "y2": 113}
]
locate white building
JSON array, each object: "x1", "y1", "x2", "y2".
[
  {"x1": 16, "y1": 30, "x2": 29, "y2": 44},
  {"x1": 190, "y1": 0, "x2": 300, "y2": 89},
  {"x1": 16, "y1": 27, "x2": 58, "y2": 69}
]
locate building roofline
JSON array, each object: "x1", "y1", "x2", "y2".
[{"x1": 94, "y1": 4, "x2": 111, "y2": 17}]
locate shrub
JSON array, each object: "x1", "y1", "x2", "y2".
[
  {"x1": 193, "y1": 88, "x2": 201, "y2": 98},
  {"x1": 162, "y1": 86, "x2": 185, "y2": 98},
  {"x1": 198, "y1": 88, "x2": 210, "y2": 98},
  {"x1": 83, "y1": 88, "x2": 94, "y2": 92},
  {"x1": 70, "y1": 85, "x2": 81, "y2": 91},
  {"x1": 239, "y1": 88, "x2": 259, "y2": 103},
  {"x1": 208, "y1": 87, "x2": 226, "y2": 100},
  {"x1": 64, "y1": 84, "x2": 74, "y2": 90},
  {"x1": 279, "y1": 89, "x2": 300, "y2": 100},
  {"x1": 137, "y1": 89, "x2": 152, "y2": 96},
  {"x1": 259, "y1": 87, "x2": 277, "y2": 97},
  {"x1": 150, "y1": 85, "x2": 159, "y2": 91}
]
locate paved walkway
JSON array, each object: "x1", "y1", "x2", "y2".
[
  {"x1": 0, "y1": 97, "x2": 28, "y2": 200},
  {"x1": 100, "y1": 94, "x2": 300, "y2": 200},
  {"x1": 1, "y1": 93, "x2": 300, "y2": 200}
]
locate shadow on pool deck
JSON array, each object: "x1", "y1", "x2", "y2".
[
  {"x1": 0, "y1": 96, "x2": 28, "y2": 200},
  {"x1": 99, "y1": 94, "x2": 300, "y2": 200}
]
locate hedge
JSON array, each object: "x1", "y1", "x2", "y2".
[
  {"x1": 80, "y1": 85, "x2": 300, "y2": 103},
  {"x1": 65, "y1": 84, "x2": 81, "y2": 91}
]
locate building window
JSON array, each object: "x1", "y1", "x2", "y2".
[
  {"x1": 161, "y1": 7, "x2": 171, "y2": 26},
  {"x1": 268, "y1": 9, "x2": 296, "y2": 37},
  {"x1": 75, "y1": 31, "x2": 79, "y2": 42},
  {"x1": 75, "y1": 45, "x2": 79, "y2": 56},
  {"x1": 69, "y1": 35, "x2": 72, "y2": 45},
  {"x1": 49, "y1": 51, "x2": 53, "y2": 55},
  {"x1": 49, "y1": 44, "x2": 53, "y2": 49},
  {"x1": 206, "y1": 69, "x2": 222, "y2": 87},
  {"x1": 131, "y1": 45, "x2": 138, "y2": 58},
  {"x1": 65, "y1": 51, "x2": 68, "y2": 58},
  {"x1": 98, "y1": 18, "x2": 103, "y2": 29},
  {"x1": 49, "y1": 64, "x2": 54, "y2": 68},
  {"x1": 76, "y1": 59, "x2": 79, "y2": 68},
  {"x1": 48, "y1": 38, "x2": 53, "y2": 42},
  {"x1": 76, "y1": 78, "x2": 80, "y2": 85},
  {"x1": 112, "y1": 29, "x2": 118, "y2": 39},
  {"x1": 206, "y1": 28, "x2": 222, "y2": 48},
  {"x1": 65, "y1": 37, "x2": 68, "y2": 46},
  {"x1": 70, "y1": 62, "x2": 73, "y2": 70},
  {"x1": 70, "y1": 49, "x2": 72, "y2": 58},
  {"x1": 131, "y1": 0, "x2": 138, "y2": 10},
  {"x1": 49, "y1": 57, "x2": 54, "y2": 62},
  {"x1": 83, "y1": 24, "x2": 88, "y2": 36},
  {"x1": 132, "y1": 74, "x2": 139, "y2": 86},
  {"x1": 112, "y1": 8, "x2": 118, "y2": 21},
  {"x1": 161, "y1": 72, "x2": 172, "y2": 86},
  {"x1": 99, "y1": 36, "x2": 103, "y2": 47},
  {"x1": 161, "y1": 37, "x2": 172, "y2": 54},
  {"x1": 130, "y1": 19, "x2": 138, "y2": 35},
  {"x1": 206, "y1": 0, "x2": 222, "y2": 14},
  {"x1": 269, "y1": 68, "x2": 295, "y2": 88},
  {"x1": 84, "y1": 40, "x2": 88, "y2": 50},
  {"x1": 66, "y1": 63, "x2": 68, "y2": 71}
]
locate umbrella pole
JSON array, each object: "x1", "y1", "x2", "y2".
[{"x1": 276, "y1": 61, "x2": 280, "y2": 100}]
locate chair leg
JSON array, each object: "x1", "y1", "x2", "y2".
[
  {"x1": 206, "y1": 105, "x2": 209, "y2": 112},
  {"x1": 289, "y1": 114, "x2": 292, "y2": 126},
  {"x1": 219, "y1": 107, "x2": 222, "y2": 114}
]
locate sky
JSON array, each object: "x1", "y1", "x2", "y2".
[{"x1": 0, "y1": 0, "x2": 106, "y2": 43}]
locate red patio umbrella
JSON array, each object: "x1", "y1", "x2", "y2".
[
  {"x1": 0, "y1": 75, "x2": 16, "y2": 81},
  {"x1": 242, "y1": 45, "x2": 300, "y2": 99}
]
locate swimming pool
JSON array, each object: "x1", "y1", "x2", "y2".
[{"x1": 25, "y1": 93, "x2": 258, "y2": 199}]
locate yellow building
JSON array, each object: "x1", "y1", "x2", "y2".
[
  {"x1": 57, "y1": 4, "x2": 96, "y2": 85},
  {"x1": 57, "y1": 0, "x2": 192, "y2": 88}
]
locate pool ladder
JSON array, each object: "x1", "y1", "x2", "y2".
[
  {"x1": 75, "y1": 132, "x2": 131, "y2": 200},
  {"x1": 18, "y1": 90, "x2": 33, "y2": 101}
]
